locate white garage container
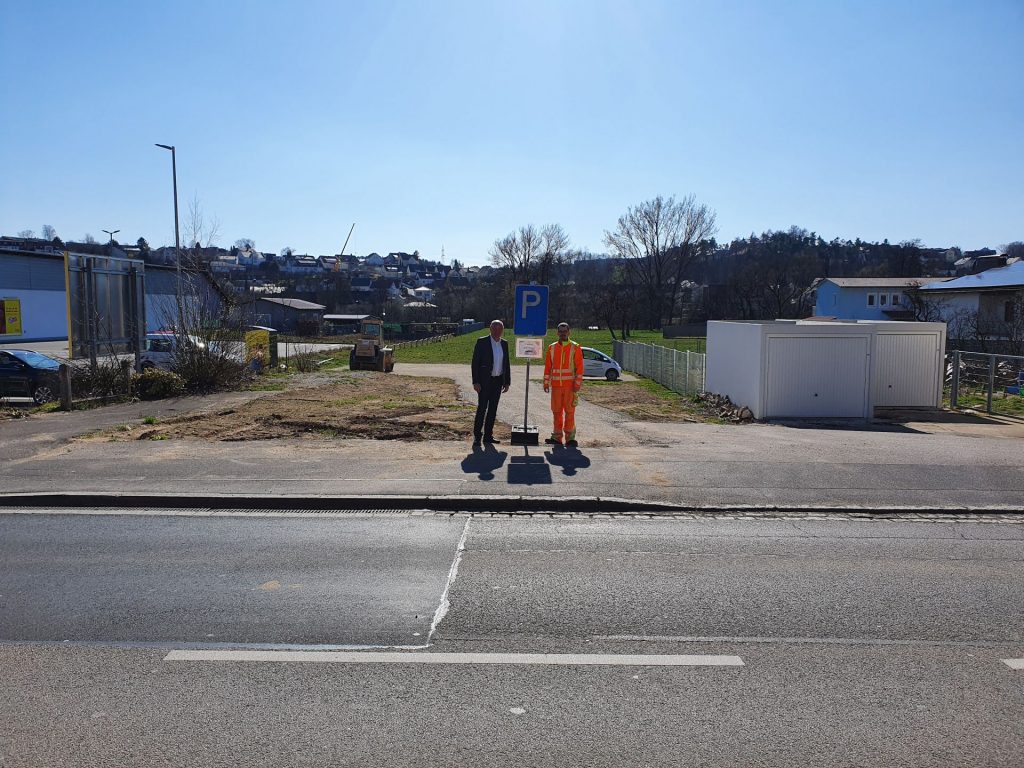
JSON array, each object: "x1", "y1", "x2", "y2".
[{"x1": 706, "y1": 320, "x2": 945, "y2": 419}]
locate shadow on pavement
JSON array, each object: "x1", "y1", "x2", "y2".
[
  {"x1": 544, "y1": 446, "x2": 592, "y2": 477},
  {"x1": 506, "y1": 446, "x2": 553, "y2": 485},
  {"x1": 460, "y1": 444, "x2": 508, "y2": 481}
]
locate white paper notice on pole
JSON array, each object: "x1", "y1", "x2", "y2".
[{"x1": 515, "y1": 337, "x2": 544, "y2": 359}]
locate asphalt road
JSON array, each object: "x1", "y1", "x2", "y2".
[{"x1": 2, "y1": 511, "x2": 1022, "y2": 767}]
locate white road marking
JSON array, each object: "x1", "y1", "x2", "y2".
[
  {"x1": 1003, "y1": 658, "x2": 1024, "y2": 670},
  {"x1": 427, "y1": 517, "x2": 470, "y2": 642},
  {"x1": 163, "y1": 650, "x2": 744, "y2": 666}
]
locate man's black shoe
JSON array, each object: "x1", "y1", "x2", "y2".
[
  {"x1": 472, "y1": 437, "x2": 482, "y2": 447},
  {"x1": 483, "y1": 437, "x2": 500, "y2": 444},
  {"x1": 544, "y1": 437, "x2": 561, "y2": 445},
  {"x1": 566, "y1": 439, "x2": 579, "y2": 447}
]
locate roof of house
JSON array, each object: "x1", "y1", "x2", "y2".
[
  {"x1": 256, "y1": 297, "x2": 326, "y2": 310},
  {"x1": 919, "y1": 260, "x2": 1024, "y2": 292},
  {"x1": 821, "y1": 277, "x2": 949, "y2": 288},
  {"x1": 324, "y1": 314, "x2": 371, "y2": 321}
]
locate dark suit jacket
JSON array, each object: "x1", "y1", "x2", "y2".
[{"x1": 471, "y1": 336, "x2": 511, "y2": 387}]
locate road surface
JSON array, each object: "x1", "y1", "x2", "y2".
[{"x1": 1, "y1": 509, "x2": 1021, "y2": 767}]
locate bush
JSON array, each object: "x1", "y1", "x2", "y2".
[
  {"x1": 172, "y1": 344, "x2": 250, "y2": 393},
  {"x1": 291, "y1": 351, "x2": 321, "y2": 372},
  {"x1": 70, "y1": 358, "x2": 133, "y2": 402},
  {"x1": 133, "y1": 368, "x2": 186, "y2": 400}
]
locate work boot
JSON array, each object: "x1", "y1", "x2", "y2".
[
  {"x1": 544, "y1": 437, "x2": 561, "y2": 445},
  {"x1": 565, "y1": 439, "x2": 578, "y2": 447}
]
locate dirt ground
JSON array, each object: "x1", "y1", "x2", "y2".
[
  {"x1": 579, "y1": 380, "x2": 719, "y2": 423},
  {"x1": 93, "y1": 371, "x2": 477, "y2": 442}
]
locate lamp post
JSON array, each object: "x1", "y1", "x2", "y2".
[
  {"x1": 101, "y1": 228, "x2": 120, "y2": 246},
  {"x1": 155, "y1": 143, "x2": 184, "y2": 332}
]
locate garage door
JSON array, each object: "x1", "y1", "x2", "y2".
[
  {"x1": 765, "y1": 336, "x2": 870, "y2": 418},
  {"x1": 874, "y1": 333, "x2": 941, "y2": 407}
]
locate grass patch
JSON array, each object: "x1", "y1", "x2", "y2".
[
  {"x1": 142, "y1": 415, "x2": 159, "y2": 425},
  {"x1": 244, "y1": 381, "x2": 288, "y2": 392},
  {"x1": 947, "y1": 391, "x2": 1024, "y2": 417}
]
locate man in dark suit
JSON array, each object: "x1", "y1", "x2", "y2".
[{"x1": 471, "y1": 319, "x2": 511, "y2": 446}]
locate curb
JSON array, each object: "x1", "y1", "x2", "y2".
[{"x1": 0, "y1": 493, "x2": 1021, "y2": 517}]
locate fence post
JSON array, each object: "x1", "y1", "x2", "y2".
[
  {"x1": 987, "y1": 354, "x2": 996, "y2": 413},
  {"x1": 950, "y1": 351, "x2": 959, "y2": 408},
  {"x1": 59, "y1": 363, "x2": 73, "y2": 411}
]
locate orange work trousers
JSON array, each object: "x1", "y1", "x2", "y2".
[{"x1": 549, "y1": 387, "x2": 578, "y2": 442}]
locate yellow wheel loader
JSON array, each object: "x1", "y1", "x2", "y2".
[{"x1": 348, "y1": 317, "x2": 395, "y2": 372}]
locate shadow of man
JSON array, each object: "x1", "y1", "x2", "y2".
[
  {"x1": 459, "y1": 443, "x2": 508, "y2": 481},
  {"x1": 544, "y1": 445, "x2": 592, "y2": 477}
]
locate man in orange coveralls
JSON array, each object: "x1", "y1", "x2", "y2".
[{"x1": 543, "y1": 322, "x2": 584, "y2": 447}]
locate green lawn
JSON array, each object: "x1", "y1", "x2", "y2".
[
  {"x1": 394, "y1": 329, "x2": 704, "y2": 364},
  {"x1": 947, "y1": 390, "x2": 1024, "y2": 417}
]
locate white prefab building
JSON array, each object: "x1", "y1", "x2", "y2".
[{"x1": 706, "y1": 320, "x2": 946, "y2": 419}]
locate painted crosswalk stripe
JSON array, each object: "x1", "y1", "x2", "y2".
[
  {"x1": 1002, "y1": 658, "x2": 1024, "y2": 670},
  {"x1": 164, "y1": 650, "x2": 744, "y2": 666}
]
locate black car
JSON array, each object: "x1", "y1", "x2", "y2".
[{"x1": 0, "y1": 349, "x2": 61, "y2": 404}]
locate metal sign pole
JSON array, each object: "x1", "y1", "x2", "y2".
[{"x1": 524, "y1": 360, "x2": 530, "y2": 427}]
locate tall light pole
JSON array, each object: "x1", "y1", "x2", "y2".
[
  {"x1": 101, "y1": 228, "x2": 120, "y2": 246},
  {"x1": 155, "y1": 143, "x2": 184, "y2": 332}
]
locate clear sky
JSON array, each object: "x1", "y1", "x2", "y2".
[{"x1": 2, "y1": 0, "x2": 1021, "y2": 265}]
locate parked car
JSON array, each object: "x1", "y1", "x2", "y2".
[
  {"x1": 139, "y1": 332, "x2": 206, "y2": 370},
  {"x1": 0, "y1": 349, "x2": 61, "y2": 403},
  {"x1": 581, "y1": 346, "x2": 622, "y2": 381}
]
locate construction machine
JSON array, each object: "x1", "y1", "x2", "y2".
[{"x1": 348, "y1": 317, "x2": 395, "y2": 372}]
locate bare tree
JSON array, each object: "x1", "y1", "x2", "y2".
[
  {"x1": 603, "y1": 195, "x2": 717, "y2": 328},
  {"x1": 83, "y1": 233, "x2": 97, "y2": 244},
  {"x1": 41, "y1": 224, "x2": 56, "y2": 240},
  {"x1": 535, "y1": 223, "x2": 571, "y2": 286},
  {"x1": 490, "y1": 224, "x2": 544, "y2": 287},
  {"x1": 183, "y1": 194, "x2": 221, "y2": 250},
  {"x1": 1002, "y1": 241, "x2": 1024, "y2": 260},
  {"x1": 904, "y1": 282, "x2": 948, "y2": 322},
  {"x1": 17, "y1": 229, "x2": 35, "y2": 239},
  {"x1": 234, "y1": 238, "x2": 256, "y2": 250}
]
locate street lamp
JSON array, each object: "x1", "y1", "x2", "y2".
[
  {"x1": 101, "y1": 229, "x2": 120, "y2": 250},
  {"x1": 155, "y1": 143, "x2": 184, "y2": 332}
]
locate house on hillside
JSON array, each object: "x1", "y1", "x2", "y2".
[
  {"x1": 918, "y1": 260, "x2": 1024, "y2": 346},
  {"x1": 811, "y1": 277, "x2": 950, "y2": 320}
]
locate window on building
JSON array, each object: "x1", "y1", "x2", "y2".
[
  {"x1": 891, "y1": 293, "x2": 902, "y2": 306},
  {"x1": 867, "y1": 293, "x2": 876, "y2": 307},
  {"x1": 879, "y1": 294, "x2": 888, "y2": 306}
]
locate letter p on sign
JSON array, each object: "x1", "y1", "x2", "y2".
[{"x1": 513, "y1": 285, "x2": 549, "y2": 337}]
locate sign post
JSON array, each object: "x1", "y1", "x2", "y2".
[{"x1": 512, "y1": 285, "x2": 548, "y2": 446}]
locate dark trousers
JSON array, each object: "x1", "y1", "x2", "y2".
[{"x1": 474, "y1": 376, "x2": 504, "y2": 439}]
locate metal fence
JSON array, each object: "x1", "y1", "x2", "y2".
[
  {"x1": 947, "y1": 350, "x2": 1024, "y2": 418},
  {"x1": 613, "y1": 341, "x2": 706, "y2": 396}
]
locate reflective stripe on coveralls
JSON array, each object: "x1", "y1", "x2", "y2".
[{"x1": 543, "y1": 340, "x2": 583, "y2": 441}]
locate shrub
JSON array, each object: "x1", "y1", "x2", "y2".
[
  {"x1": 172, "y1": 343, "x2": 250, "y2": 393},
  {"x1": 133, "y1": 368, "x2": 186, "y2": 400},
  {"x1": 70, "y1": 358, "x2": 133, "y2": 402},
  {"x1": 291, "y1": 351, "x2": 321, "y2": 372}
]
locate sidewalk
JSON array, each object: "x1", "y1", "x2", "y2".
[{"x1": 2, "y1": 364, "x2": 1022, "y2": 512}]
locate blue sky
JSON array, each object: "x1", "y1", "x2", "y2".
[{"x1": 1, "y1": 0, "x2": 1021, "y2": 265}]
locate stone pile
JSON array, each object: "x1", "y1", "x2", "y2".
[{"x1": 695, "y1": 392, "x2": 755, "y2": 422}]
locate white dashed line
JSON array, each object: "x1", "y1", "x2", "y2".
[{"x1": 1002, "y1": 658, "x2": 1024, "y2": 670}]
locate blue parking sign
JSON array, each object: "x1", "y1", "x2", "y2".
[{"x1": 514, "y1": 285, "x2": 549, "y2": 336}]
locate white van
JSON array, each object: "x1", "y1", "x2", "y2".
[
  {"x1": 139, "y1": 332, "x2": 207, "y2": 370},
  {"x1": 581, "y1": 346, "x2": 622, "y2": 381}
]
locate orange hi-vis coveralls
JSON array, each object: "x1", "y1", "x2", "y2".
[{"x1": 543, "y1": 339, "x2": 584, "y2": 443}]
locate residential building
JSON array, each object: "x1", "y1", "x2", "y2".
[{"x1": 812, "y1": 277, "x2": 949, "y2": 320}]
